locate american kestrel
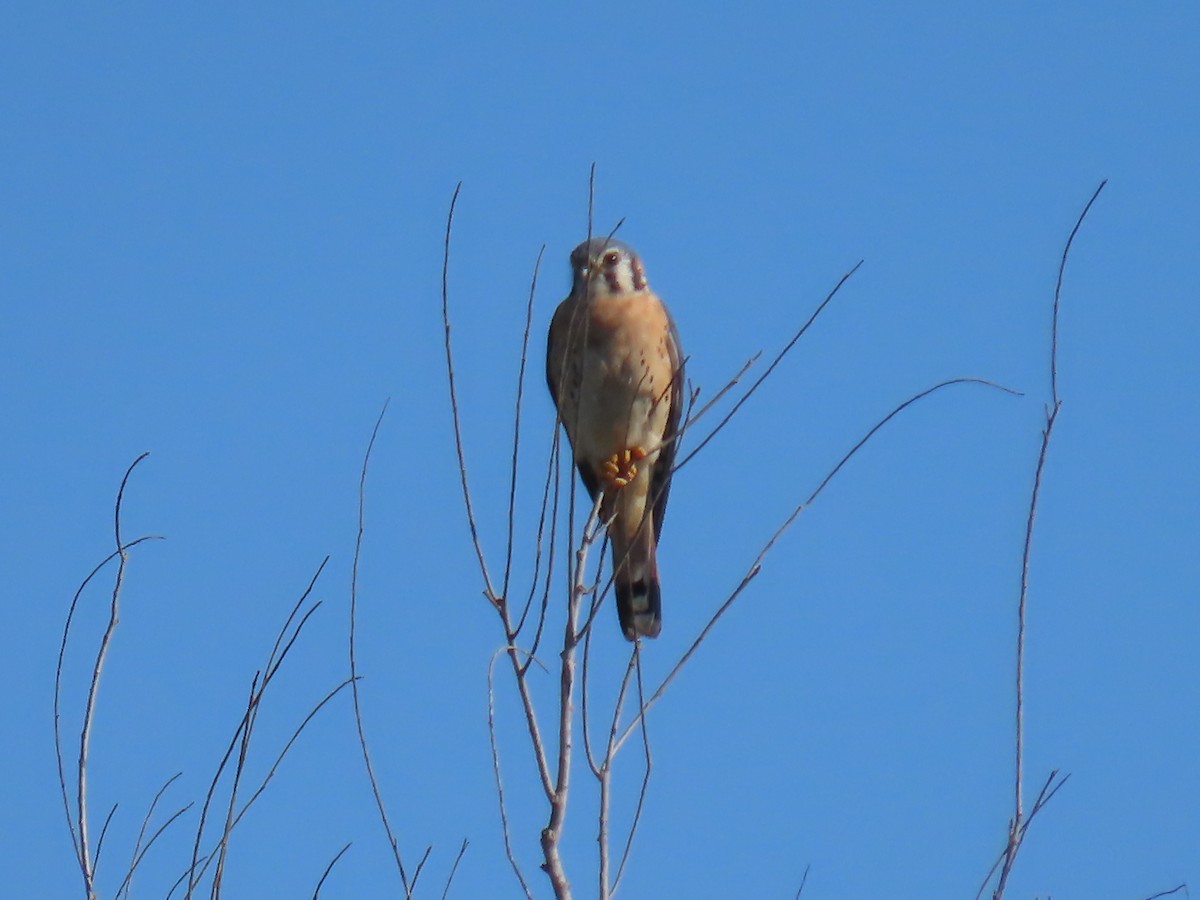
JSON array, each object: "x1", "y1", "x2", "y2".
[{"x1": 546, "y1": 237, "x2": 684, "y2": 640}]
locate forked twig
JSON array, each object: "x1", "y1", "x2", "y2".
[
  {"x1": 116, "y1": 772, "x2": 182, "y2": 899},
  {"x1": 186, "y1": 563, "x2": 327, "y2": 898},
  {"x1": 54, "y1": 452, "x2": 159, "y2": 900}
]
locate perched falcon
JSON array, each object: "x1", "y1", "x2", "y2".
[{"x1": 546, "y1": 237, "x2": 685, "y2": 640}]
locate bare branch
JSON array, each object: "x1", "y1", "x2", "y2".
[
  {"x1": 982, "y1": 180, "x2": 1106, "y2": 900},
  {"x1": 611, "y1": 649, "x2": 652, "y2": 895},
  {"x1": 1050, "y1": 180, "x2": 1107, "y2": 405},
  {"x1": 1141, "y1": 886, "x2": 1189, "y2": 900},
  {"x1": 69, "y1": 451, "x2": 154, "y2": 900},
  {"x1": 55, "y1": 532, "x2": 160, "y2": 881},
  {"x1": 117, "y1": 772, "x2": 182, "y2": 900},
  {"x1": 501, "y1": 246, "x2": 546, "y2": 606},
  {"x1": 347, "y1": 402, "x2": 421, "y2": 895},
  {"x1": 440, "y1": 839, "x2": 470, "y2": 900},
  {"x1": 794, "y1": 864, "x2": 811, "y2": 898},
  {"x1": 311, "y1": 843, "x2": 352, "y2": 899},
  {"x1": 93, "y1": 802, "x2": 119, "y2": 880},
  {"x1": 441, "y1": 181, "x2": 499, "y2": 599},
  {"x1": 619, "y1": 377, "x2": 1018, "y2": 751},
  {"x1": 487, "y1": 650, "x2": 536, "y2": 900},
  {"x1": 186, "y1": 563, "x2": 327, "y2": 898},
  {"x1": 674, "y1": 261, "x2": 863, "y2": 472},
  {"x1": 117, "y1": 801, "x2": 194, "y2": 899}
]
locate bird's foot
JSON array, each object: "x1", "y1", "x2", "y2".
[{"x1": 601, "y1": 446, "x2": 648, "y2": 488}]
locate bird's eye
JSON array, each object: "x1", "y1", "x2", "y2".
[{"x1": 602, "y1": 251, "x2": 620, "y2": 267}]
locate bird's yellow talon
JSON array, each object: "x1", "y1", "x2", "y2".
[{"x1": 602, "y1": 446, "x2": 648, "y2": 488}]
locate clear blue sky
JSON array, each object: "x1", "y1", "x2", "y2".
[{"x1": 4, "y1": 4, "x2": 1197, "y2": 898}]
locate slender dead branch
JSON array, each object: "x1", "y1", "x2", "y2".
[
  {"x1": 610, "y1": 648, "x2": 652, "y2": 896},
  {"x1": 311, "y1": 843, "x2": 352, "y2": 899},
  {"x1": 596, "y1": 650, "x2": 639, "y2": 899},
  {"x1": 93, "y1": 802, "x2": 119, "y2": 879},
  {"x1": 116, "y1": 800, "x2": 193, "y2": 898},
  {"x1": 540, "y1": 494, "x2": 603, "y2": 900},
  {"x1": 980, "y1": 180, "x2": 1106, "y2": 900},
  {"x1": 794, "y1": 864, "x2": 811, "y2": 897},
  {"x1": 347, "y1": 401, "x2": 423, "y2": 896},
  {"x1": 186, "y1": 563, "x2": 326, "y2": 899},
  {"x1": 440, "y1": 839, "x2": 470, "y2": 900},
  {"x1": 1141, "y1": 886, "x2": 1189, "y2": 900},
  {"x1": 117, "y1": 772, "x2": 182, "y2": 899},
  {"x1": 618, "y1": 376, "x2": 1018, "y2": 750},
  {"x1": 487, "y1": 650, "x2": 536, "y2": 900},
  {"x1": 210, "y1": 675, "x2": 258, "y2": 897},
  {"x1": 441, "y1": 181, "x2": 499, "y2": 600},
  {"x1": 674, "y1": 261, "x2": 863, "y2": 472},
  {"x1": 55, "y1": 451, "x2": 156, "y2": 900},
  {"x1": 55, "y1": 532, "x2": 161, "y2": 882},
  {"x1": 502, "y1": 246, "x2": 546, "y2": 605},
  {"x1": 186, "y1": 656, "x2": 350, "y2": 896}
]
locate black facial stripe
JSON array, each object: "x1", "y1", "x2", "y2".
[{"x1": 631, "y1": 258, "x2": 646, "y2": 291}]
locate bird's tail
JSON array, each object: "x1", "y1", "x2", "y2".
[{"x1": 612, "y1": 525, "x2": 662, "y2": 640}]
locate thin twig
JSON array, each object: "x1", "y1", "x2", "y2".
[
  {"x1": 440, "y1": 839, "x2": 470, "y2": 900},
  {"x1": 619, "y1": 376, "x2": 1018, "y2": 750},
  {"x1": 1141, "y1": 886, "x2": 1189, "y2": 900},
  {"x1": 311, "y1": 843, "x2": 352, "y2": 899},
  {"x1": 988, "y1": 181, "x2": 1106, "y2": 900},
  {"x1": 75, "y1": 451, "x2": 152, "y2": 900},
  {"x1": 502, "y1": 246, "x2": 546, "y2": 606},
  {"x1": 186, "y1": 566, "x2": 326, "y2": 898},
  {"x1": 117, "y1": 772, "x2": 182, "y2": 900},
  {"x1": 93, "y1": 802, "x2": 119, "y2": 879},
  {"x1": 487, "y1": 650, "x2": 536, "y2": 900},
  {"x1": 348, "y1": 401, "x2": 421, "y2": 896},
  {"x1": 674, "y1": 262, "x2": 863, "y2": 473},
  {"x1": 441, "y1": 181, "x2": 498, "y2": 600},
  {"x1": 116, "y1": 798, "x2": 194, "y2": 900},
  {"x1": 540, "y1": 494, "x2": 602, "y2": 900},
  {"x1": 210, "y1": 675, "x2": 258, "y2": 897},
  {"x1": 55, "y1": 532, "x2": 161, "y2": 880},
  {"x1": 596, "y1": 650, "x2": 639, "y2": 899},
  {"x1": 794, "y1": 864, "x2": 811, "y2": 898},
  {"x1": 611, "y1": 647, "x2": 652, "y2": 895},
  {"x1": 187, "y1": 670, "x2": 351, "y2": 894}
]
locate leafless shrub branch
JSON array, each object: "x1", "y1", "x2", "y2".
[
  {"x1": 347, "y1": 401, "x2": 430, "y2": 896},
  {"x1": 673, "y1": 262, "x2": 863, "y2": 473},
  {"x1": 617, "y1": 376, "x2": 1019, "y2": 752},
  {"x1": 115, "y1": 772, "x2": 192, "y2": 900},
  {"x1": 794, "y1": 863, "x2": 811, "y2": 897},
  {"x1": 184, "y1": 560, "x2": 329, "y2": 898},
  {"x1": 1141, "y1": 885, "x2": 1189, "y2": 900},
  {"x1": 311, "y1": 842, "x2": 352, "y2": 899},
  {"x1": 977, "y1": 179, "x2": 1107, "y2": 900},
  {"x1": 440, "y1": 838, "x2": 471, "y2": 900},
  {"x1": 53, "y1": 452, "x2": 161, "y2": 900},
  {"x1": 441, "y1": 165, "x2": 1038, "y2": 897}
]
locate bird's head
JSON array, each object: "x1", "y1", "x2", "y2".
[{"x1": 570, "y1": 237, "x2": 648, "y2": 297}]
